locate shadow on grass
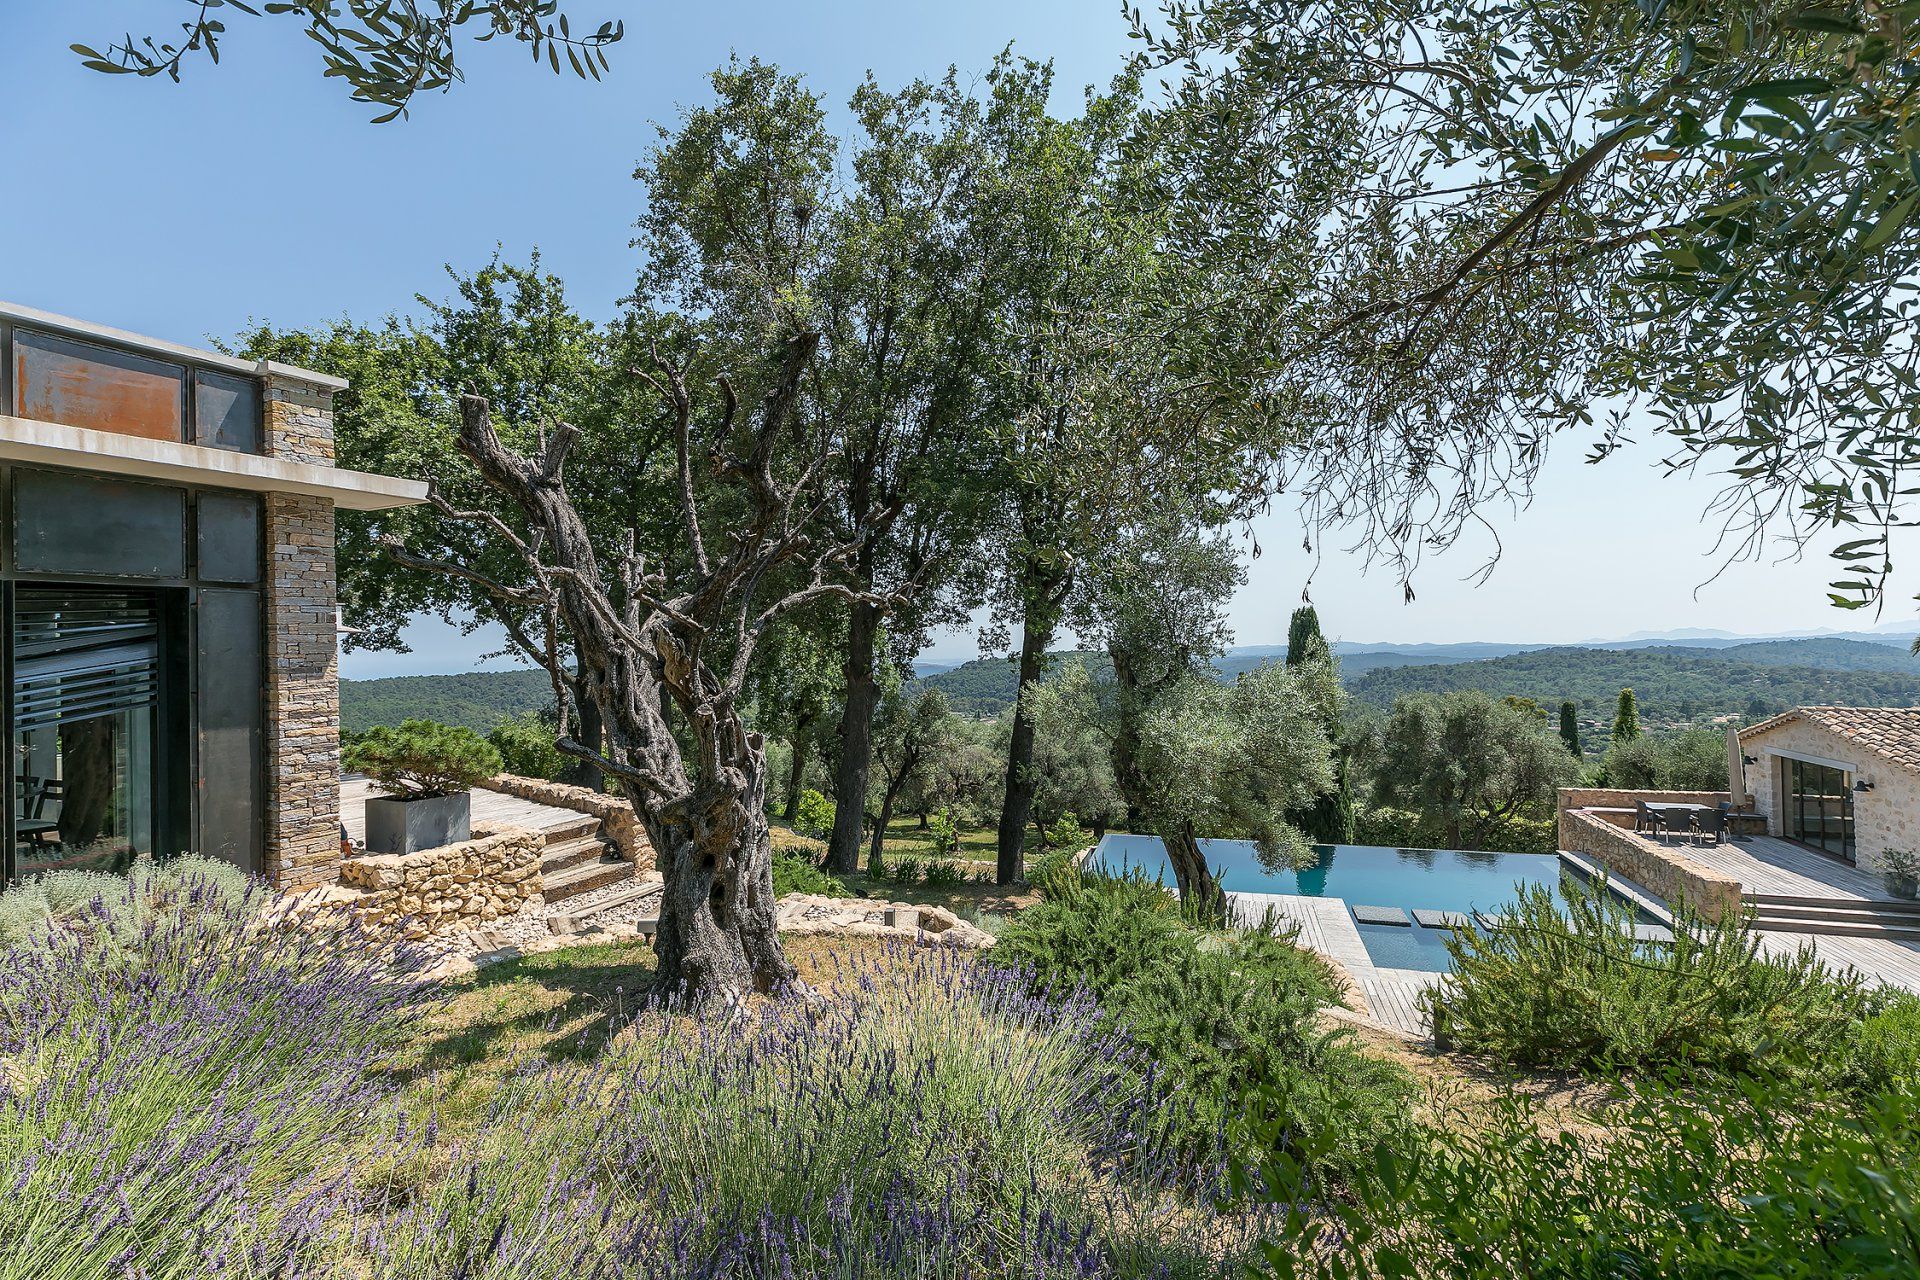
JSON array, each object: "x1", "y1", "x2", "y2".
[{"x1": 393, "y1": 941, "x2": 660, "y2": 1081}]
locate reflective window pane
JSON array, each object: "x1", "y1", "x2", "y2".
[
  {"x1": 12, "y1": 590, "x2": 161, "y2": 876},
  {"x1": 193, "y1": 371, "x2": 262, "y2": 453}
]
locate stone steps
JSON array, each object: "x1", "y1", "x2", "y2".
[
  {"x1": 542, "y1": 833, "x2": 616, "y2": 874},
  {"x1": 542, "y1": 856, "x2": 634, "y2": 904}
]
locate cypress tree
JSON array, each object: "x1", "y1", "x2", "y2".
[
  {"x1": 1284, "y1": 604, "x2": 1353, "y2": 842},
  {"x1": 1285, "y1": 604, "x2": 1330, "y2": 666},
  {"x1": 1559, "y1": 700, "x2": 1581, "y2": 758},
  {"x1": 1612, "y1": 687, "x2": 1641, "y2": 744}
]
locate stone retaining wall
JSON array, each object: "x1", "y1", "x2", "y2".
[
  {"x1": 1559, "y1": 808, "x2": 1743, "y2": 921},
  {"x1": 337, "y1": 823, "x2": 544, "y2": 940},
  {"x1": 480, "y1": 774, "x2": 655, "y2": 872}
]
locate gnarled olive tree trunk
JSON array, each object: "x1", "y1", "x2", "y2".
[{"x1": 395, "y1": 333, "x2": 863, "y2": 1003}]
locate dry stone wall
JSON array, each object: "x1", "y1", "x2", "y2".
[
  {"x1": 775, "y1": 893, "x2": 996, "y2": 949},
  {"x1": 1559, "y1": 808, "x2": 1743, "y2": 921},
  {"x1": 480, "y1": 774, "x2": 655, "y2": 871},
  {"x1": 336, "y1": 824, "x2": 544, "y2": 940}
]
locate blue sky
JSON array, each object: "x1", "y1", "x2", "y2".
[{"x1": 5, "y1": 2, "x2": 1908, "y2": 677}]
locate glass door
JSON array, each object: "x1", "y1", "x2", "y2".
[
  {"x1": 10, "y1": 589, "x2": 163, "y2": 876},
  {"x1": 1786, "y1": 757, "x2": 1856, "y2": 863}
]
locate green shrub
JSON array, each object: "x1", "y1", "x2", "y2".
[
  {"x1": 891, "y1": 856, "x2": 922, "y2": 885},
  {"x1": 792, "y1": 788, "x2": 835, "y2": 840},
  {"x1": 922, "y1": 858, "x2": 961, "y2": 887},
  {"x1": 1351, "y1": 805, "x2": 1555, "y2": 853},
  {"x1": 344, "y1": 718, "x2": 503, "y2": 797},
  {"x1": 1846, "y1": 991, "x2": 1920, "y2": 1095},
  {"x1": 926, "y1": 808, "x2": 960, "y2": 857},
  {"x1": 1247, "y1": 1074, "x2": 1920, "y2": 1280},
  {"x1": 486, "y1": 713, "x2": 570, "y2": 781},
  {"x1": 1428, "y1": 877, "x2": 1869, "y2": 1080},
  {"x1": 1043, "y1": 811, "x2": 1089, "y2": 853},
  {"x1": 770, "y1": 848, "x2": 851, "y2": 898},
  {"x1": 993, "y1": 866, "x2": 1414, "y2": 1186}
]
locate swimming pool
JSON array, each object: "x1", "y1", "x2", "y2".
[
  {"x1": 1089, "y1": 833, "x2": 1564, "y2": 915},
  {"x1": 1087, "y1": 834, "x2": 1587, "y2": 974}
]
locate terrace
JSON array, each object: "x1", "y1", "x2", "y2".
[{"x1": 1559, "y1": 789, "x2": 1920, "y2": 990}]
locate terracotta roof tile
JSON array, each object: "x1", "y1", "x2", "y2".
[{"x1": 1739, "y1": 707, "x2": 1920, "y2": 777}]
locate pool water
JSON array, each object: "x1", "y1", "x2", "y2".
[
  {"x1": 1089, "y1": 834, "x2": 1564, "y2": 915},
  {"x1": 1088, "y1": 834, "x2": 1588, "y2": 974}
]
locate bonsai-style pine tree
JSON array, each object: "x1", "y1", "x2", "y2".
[{"x1": 1559, "y1": 701, "x2": 1581, "y2": 758}]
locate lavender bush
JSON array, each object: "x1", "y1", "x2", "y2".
[
  {"x1": 0, "y1": 870, "x2": 429, "y2": 1280},
  {"x1": 351, "y1": 946, "x2": 1251, "y2": 1278}
]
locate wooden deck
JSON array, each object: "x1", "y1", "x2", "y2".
[
  {"x1": 1229, "y1": 891, "x2": 1440, "y2": 1038},
  {"x1": 339, "y1": 778, "x2": 587, "y2": 845},
  {"x1": 1679, "y1": 833, "x2": 1897, "y2": 902},
  {"x1": 1751, "y1": 930, "x2": 1920, "y2": 991}
]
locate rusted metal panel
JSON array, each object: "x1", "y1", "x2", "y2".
[
  {"x1": 192, "y1": 369, "x2": 261, "y2": 453},
  {"x1": 12, "y1": 329, "x2": 184, "y2": 442}
]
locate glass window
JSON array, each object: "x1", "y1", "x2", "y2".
[
  {"x1": 12, "y1": 590, "x2": 162, "y2": 876},
  {"x1": 193, "y1": 371, "x2": 262, "y2": 453},
  {"x1": 1787, "y1": 758, "x2": 1855, "y2": 863}
]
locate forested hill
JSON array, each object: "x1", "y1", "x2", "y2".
[
  {"x1": 1345, "y1": 642, "x2": 1920, "y2": 721},
  {"x1": 342, "y1": 669, "x2": 551, "y2": 734},
  {"x1": 340, "y1": 636, "x2": 1920, "y2": 732}
]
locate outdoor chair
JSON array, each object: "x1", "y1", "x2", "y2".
[
  {"x1": 1696, "y1": 807, "x2": 1726, "y2": 846},
  {"x1": 1634, "y1": 800, "x2": 1663, "y2": 835},
  {"x1": 1658, "y1": 806, "x2": 1699, "y2": 845}
]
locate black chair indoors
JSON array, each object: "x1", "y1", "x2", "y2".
[{"x1": 16, "y1": 777, "x2": 64, "y2": 851}]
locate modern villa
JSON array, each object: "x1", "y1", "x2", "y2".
[{"x1": 0, "y1": 302, "x2": 425, "y2": 891}]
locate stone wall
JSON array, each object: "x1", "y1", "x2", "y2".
[
  {"x1": 1560, "y1": 808, "x2": 1744, "y2": 921},
  {"x1": 1741, "y1": 717, "x2": 1918, "y2": 875},
  {"x1": 480, "y1": 774, "x2": 656, "y2": 872},
  {"x1": 337, "y1": 823, "x2": 544, "y2": 940},
  {"x1": 261, "y1": 375, "x2": 342, "y2": 892},
  {"x1": 1555, "y1": 788, "x2": 1765, "y2": 835},
  {"x1": 775, "y1": 893, "x2": 995, "y2": 949}
]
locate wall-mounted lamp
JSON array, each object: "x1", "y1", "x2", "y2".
[
  {"x1": 1741, "y1": 754, "x2": 1758, "y2": 766},
  {"x1": 1855, "y1": 779, "x2": 1875, "y2": 794}
]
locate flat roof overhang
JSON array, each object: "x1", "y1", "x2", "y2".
[{"x1": 0, "y1": 416, "x2": 428, "y2": 511}]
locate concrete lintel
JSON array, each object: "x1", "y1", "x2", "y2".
[
  {"x1": 0, "y1": 416, "x2": 426, "y2": 511},
  {"x1": 0, "y1": 300, "x2": 348, "y2": 392}
]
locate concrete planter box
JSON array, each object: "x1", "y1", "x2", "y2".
[{"x1": 364, "y1": 791, "x2": 471, "y2": 856}]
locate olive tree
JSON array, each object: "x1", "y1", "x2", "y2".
[
  {"x1": 1133, "y1": 663, "x2": 1341, "y2": 920},
  {"x1": 1142, "y1": 0, "x2": 1920, "y2": 611},
  {"x1": 1368, "y1": 691, "x2": 1581, "y2": 850},
  {"x1": 392, "y1": 327, "x2": 885, "y2": 1002},
  {"x1": 77, "y1": 0, "x2": 622, "y2": 121}
]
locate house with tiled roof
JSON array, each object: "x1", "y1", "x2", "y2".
[{"x1": 1737, "y1": 707, "x2": 1920, "y2": 873}]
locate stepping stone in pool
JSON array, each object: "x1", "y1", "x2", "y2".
[
  {"x1": 1410, "y1": 909, "x2": 1471, "y2": 930},
  {"x1": 1632, "y1": 922, "x2": 1675, "y2": 944},
  {"x1": 1351, "y1": 904, "x2": 1411, "y2": 927}
]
